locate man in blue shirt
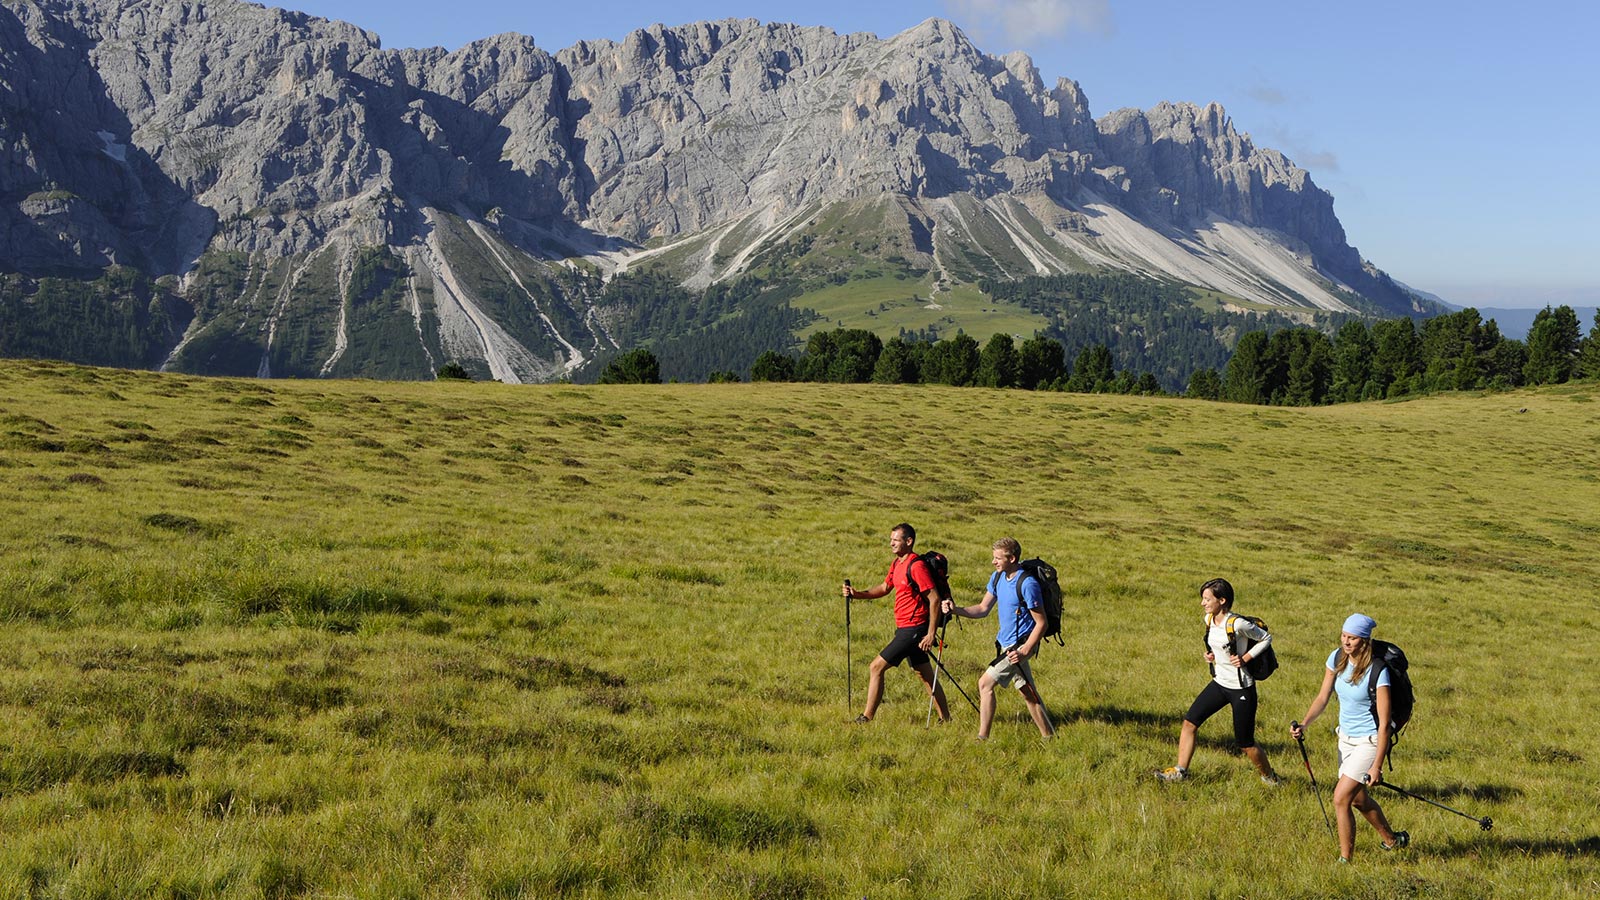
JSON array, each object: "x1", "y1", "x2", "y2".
[{"x1": 942, "y1": 537, "x2": 1055, "y2": 739}]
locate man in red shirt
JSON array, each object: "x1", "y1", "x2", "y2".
[{"x1": 842, "y1": 523, "x2": 950, "y2": 723}]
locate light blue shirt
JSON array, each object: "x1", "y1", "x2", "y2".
[
  {"x1": 1327, "y1": 648, "x2": 1392, "y2": 737},
  {"x1": 990, "y1": 570, "x2": 1042, "y2": 649}
]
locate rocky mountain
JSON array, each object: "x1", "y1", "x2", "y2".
[{"x1": 0, "y1": 0, "x2": 1437, "y2": 381}]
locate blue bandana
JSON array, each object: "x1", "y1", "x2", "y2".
[{"x1": 1341, "y1": 613, "x2": 1376, "y2": 639}]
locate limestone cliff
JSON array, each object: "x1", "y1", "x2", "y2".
[{"x1": 0, "y1": 0, "x2": 1429, "y2": 380}]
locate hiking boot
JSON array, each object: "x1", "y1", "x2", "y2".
[
  {"x1": 850, "y1": 714, "x2": 871, "y2": 724},
  {"x1": 1155, "y1": 766, "x2": 1187, "y2": 783},
  {"x1": 1382, "y1": 831, "x2": 1410, "y2": 851},
  {"x1": 1336, "y1": 856, "x2": 1350, "y2": 865},
  {"x1": 1261, "y1": 771, "x2": 1282, "y2": 787}
]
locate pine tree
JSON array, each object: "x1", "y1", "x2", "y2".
[
  {"x1": 749, "y1": 350, "x2": 796, "y2": 382},
  {"x1": 975, "y1": 333, "x2": 1019, "y2": 388},
  {"x1": 1185, "y1": 368, "x2": 1222, "y2": 400},
  {"x1": 1579, "y1": 310, "x2": 1600, "y2": 380},
  {"x1": 1485, "y1": 339, "x2": 1527, "y2": 389},
  {"x1": 1283, "y1": 331, "x2": 1333, "y2": 406},
  {"x1": 598, "y1": 348, "x2": 661, "y2": 384},
  {"x1": 1330, "y1": 320, "x2": 1375, "y2": 402},
  {"x1": 923, "y1": 332, "x2": 980, "y2": 386},
  {"x1": 1370, "y1": 318, "x2": 1421, "y2": 397},
  {"x1": 1524, "y1": 305, "x2": 1581, "y2": 385},
  {"x1": 1067, "y1": 344, "x2": 1114, "y2": 392},
  {"x1": 1017, "y1": 335, "x2": 1065, "y2": 390},
  {"x1": 1222, "y1": 331, "x2": 1269, "y2": 404},
  {"x1": 872, "y1": 337, "x2": 920, "y2": 384}
]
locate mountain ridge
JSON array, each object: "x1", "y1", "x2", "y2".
[{"x1": 0, "y1": 0, "x2": 1440, "y2": 380}]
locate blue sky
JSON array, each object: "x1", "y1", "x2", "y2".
[{"x1": 285, "y1": 0, "x2": 1599, "y2": 308}]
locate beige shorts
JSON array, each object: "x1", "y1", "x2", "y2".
[
  {"x1": 1337, "y1": 729, "x2": 1381, "y2": 783},
  {"x1": 986, "y1": 653, "x2": 1037, "y2": 691}
]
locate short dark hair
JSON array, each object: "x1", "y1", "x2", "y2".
[
  {"x1": 892, "y1": 523, "x2": 916, "y2": 543},
  {"x1": 1200, "y1": 577, "x2": 1234, "y2": 607}
]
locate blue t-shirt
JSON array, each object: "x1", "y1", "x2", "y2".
[
  {"x1": 1326, "y1": 648, "x2": 1392, "y2": 737},
  {"x1": 990, "y1": 570, "x2": 1042, "y2": 649}
]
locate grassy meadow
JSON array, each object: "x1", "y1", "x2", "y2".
[
  {"x1": 1, "y1": 357, "x2": 1598, "y2": 898},
  {"x1": 797, "y1": 276, "x2": 1045, "y2": 343}
]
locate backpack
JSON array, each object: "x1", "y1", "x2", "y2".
[
  {"x1": 906, "y1": 551, "x2": 952, "y2": 629},
  {"x1": 1005, "y1": 558, "x2": 1063, "y2": 645},
  {"x1": 1206, "y1": 613, "x2": 1279, "y2": 681},
  {"x1": 1368, "y1": 639, "x2": 1415, "y2": 742}
]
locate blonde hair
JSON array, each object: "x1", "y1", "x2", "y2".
[
  {"x1": 1335, "y1": 638, "x2": 1373, "y2": 685},
  {"x1": 992, "y1": 537, "x2": 1021, "y2": 560}
]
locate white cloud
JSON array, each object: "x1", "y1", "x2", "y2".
[
  {"x1": 1296, "y1": 150, "x2": 1341, "y2": 172},
  {"x1": 1258, "y1": 122, "x2": 1341, "y2": 174},
  {"x1": 1246, "y1": 85, "x2": 1288, "y2": 106},
  {"x1": 945, "y1": 0, "x2": 1113, "y2": 47}
]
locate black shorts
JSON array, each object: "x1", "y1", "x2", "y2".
[
  {"x1": 1183, "y1": 680, "x2": 1260, "y2": 748},
  {"x1": 879, "y1": 625, "x2": 930, "y2": 668}
]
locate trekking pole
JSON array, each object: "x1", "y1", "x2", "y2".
[
  {"x1": 1292, "y1": 722, "x2": 1334, "y2": 836},
  {"x1": 1370, "y1": 779, "x2": 1494, "y2": 831},
  {"x1": 925, "y1": 622, "x2": 945, "y2": 728},
  {"x1": 844, "y1": 580, "x2": 853, "y2": 711},
  {"x1": 927, "y1": 646, "x2": 981, "y2": 714}
]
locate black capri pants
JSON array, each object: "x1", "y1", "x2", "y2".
[{"x1": 1183, "y1": 680, "x2": 1259, "y2": 748}]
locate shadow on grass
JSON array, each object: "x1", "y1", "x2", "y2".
[
  {"x1": 1065, "y1": 703, "x2": 1170, "y2": 738},
  {"x1": 1425, "y1": 835, "x2": 1600, "y2": 860},
  {"x1": 1492, "y1": 835, "x2": 1600, "y2": 857},
  {"x1": 0, "y1": 749, "x2": 184, "y2": 793},
  {"x1": 1064, "y1": 704, "x2": 1311, "y2": 757},
  {"x1": 1384, "y1": 781, "x2": 1523, "y2": 802}
]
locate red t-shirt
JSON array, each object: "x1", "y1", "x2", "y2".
[{"x1": 887, "y1": 554, "x2": 935, "y2": 628}]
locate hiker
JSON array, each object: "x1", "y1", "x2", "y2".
[
  {"x1": 1290, "y1": 613, "x2": 1409, "y2": 863},
  {"x1": 841, "y1": 523, "x2": 951, "y2": 723},
  {"x1": 940, "y1": 537, "x2": 1054, "y2": 739},
  {"x1": 1157, "y1": 578, "x2": 1280, "y2": 784}
]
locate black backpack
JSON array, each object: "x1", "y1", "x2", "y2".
[
  {"x1": 908, "y1": 551, "x2": 952, "y2": 629},
  {"x1": 1001, "y1": 558, "x2": 1063, "y2": 645},
  {"x1": 1206, "y1": 613, "x2": 1279, "y2": 681},
  {"x1": 1368, "y1": 639, "x2": 1415, "y2": 742}
]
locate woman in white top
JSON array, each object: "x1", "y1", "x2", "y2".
[
  {"x1": 1290, "y1": 613, "x2": 1408, "y2": 863},
  {"x1": 1156, "y1": 578, "x2": 1279, "y2": 784}
]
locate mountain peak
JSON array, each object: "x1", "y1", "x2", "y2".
[{"x1": 0, "y1": 0, "x2": 1425, "y2": 382}]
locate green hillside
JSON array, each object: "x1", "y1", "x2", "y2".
[
  {"x1": 1, "y1": 359, "x2": 1597, "y2": 897},
  {"x1": 633, "y1": 195, "x2": 1055, "y2": 346}
]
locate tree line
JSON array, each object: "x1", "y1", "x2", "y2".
[
  {"x1": 990, "y1": 273, "x2": 1349, "y2": 393},
  {"x1": 600, "y1": 304, "x2": 1600, "y2": 403},
  {"x1": 1, "y1": 268, "x2": 190, "y2": 368},
  {"x1": 580, "y1": 270, "x2": 808, "y2": 384},
  {"x1": 1203, "y1": 305, "x2": 1599, "y2": 404}
]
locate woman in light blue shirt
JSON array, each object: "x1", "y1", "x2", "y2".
[{"x1": 1290, "y1": 614, "x2": 1408, "y2": 863}]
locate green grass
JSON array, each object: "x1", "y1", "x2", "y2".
[
  {"x1": 1, "y1": 358, "x2": 1598, "y2": 897},
  {"x1": 1186, "y1": 285, "x2": 1297, "y2": 315},
  {"x1": 798, "y1": 275, "x2": 1046, "y2": 341}
]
